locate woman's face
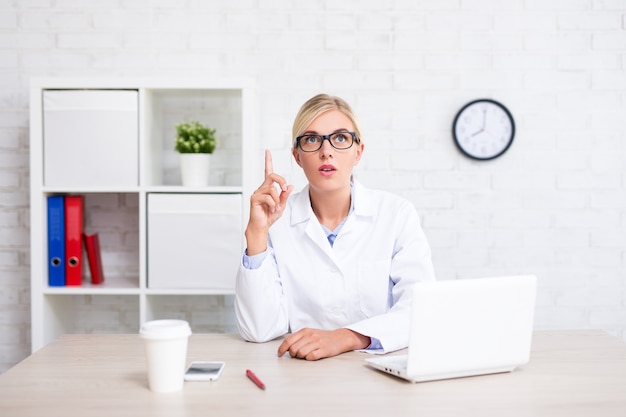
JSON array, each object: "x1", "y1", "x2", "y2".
[{"x1": 292, "y1": 110, "x2": 364, "y2": 194}]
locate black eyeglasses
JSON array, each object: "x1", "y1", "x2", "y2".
[{"x1": 295, "y1": 131, "x2": 360, "y2": 152}]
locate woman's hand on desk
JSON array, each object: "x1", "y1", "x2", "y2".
[{"x1": 277, "y1": 328, "x2": 371, "y2": 360}]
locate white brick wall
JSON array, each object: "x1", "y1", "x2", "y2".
[{"x1": 1, "y1": 1, "x2": 625, "y2": 373}]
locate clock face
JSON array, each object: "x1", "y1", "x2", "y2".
[{"x1": 452, "y1": 99, "x2": 515, "y2": 160}]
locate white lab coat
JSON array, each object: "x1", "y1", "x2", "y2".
[{"x1": 234, "y1": 179, "x2": 436, "y2": 353}]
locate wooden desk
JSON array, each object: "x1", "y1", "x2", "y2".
[{"x1": 1, "y1": 330, "x2": 625, "y2": 417}]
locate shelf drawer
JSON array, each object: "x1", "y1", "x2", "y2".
[
  {"x1": 147, "y1": 193, "x2": 242, "y2": 290},
  {"x1": 43, "y1": 90, "x2": 139, "y2": 187}
]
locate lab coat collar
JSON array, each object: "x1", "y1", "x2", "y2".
[
  {"x1": 289, "y1": 177, "x2": 375, "y2": 265},
  {"x1": 290, "y1": 177, "x2": 374, "y2": 227},
  {"x1": 352, "y1": 178, "x2": 375, "y2": 218}
]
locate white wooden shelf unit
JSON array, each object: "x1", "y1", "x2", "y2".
[{"x1": 29, "y1": 77, "x2": 257, "y2": 352}]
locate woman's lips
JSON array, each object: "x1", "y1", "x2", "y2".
[{"x1": 319, "y1": 164, "x2": 336, "y2": 176}]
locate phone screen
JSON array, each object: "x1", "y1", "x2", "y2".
[{"x1": 184, "y1": 361, "x2": 225, "y2": 381}]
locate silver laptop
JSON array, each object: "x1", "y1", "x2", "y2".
[{"x1": 365, "y1": 275, "x2": 537, "y2": 383}]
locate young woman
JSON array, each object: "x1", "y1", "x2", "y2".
[{"x1": 235, "y1": 94, "x2": 436, "y2": 360}]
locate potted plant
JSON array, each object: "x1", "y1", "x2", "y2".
[{"x1": 175, "y1": 121, "x2": 216, "y2": 186}]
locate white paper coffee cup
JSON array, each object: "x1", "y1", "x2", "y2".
[{"x1": 140, "y1": 319, "x2": 192, "y2": 393}]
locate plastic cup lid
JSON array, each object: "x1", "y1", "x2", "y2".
[{"x1": 139, "y1": 319, "x2": 192, "y2": 340}]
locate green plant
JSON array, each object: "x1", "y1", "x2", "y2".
[{"x1": 175, "y1": 121, "x2": 217, "y2": 154}]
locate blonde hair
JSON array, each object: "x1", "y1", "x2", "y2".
[{"x1": 291, "y1": 94, "x2": 362, "y2": 149}]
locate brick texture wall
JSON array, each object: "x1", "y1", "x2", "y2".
[{"x1": 1, "y1": 0, "x2": 625, "y2": 373}]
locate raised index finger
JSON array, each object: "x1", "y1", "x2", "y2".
[{"x1": 264, "y1": 149, "x2": 274, "y2": 179}]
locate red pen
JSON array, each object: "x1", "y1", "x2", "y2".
[{"x1": 246, "y1": 369, "x2": 266, "y2": 390}]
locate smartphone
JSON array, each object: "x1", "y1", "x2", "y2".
[{"x1": 184, "y1": 361, "x2": 225, "y2": 381}]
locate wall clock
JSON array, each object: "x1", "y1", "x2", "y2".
[{"x1": 452, "y1": 98, "x2": 515, "y2": 160}]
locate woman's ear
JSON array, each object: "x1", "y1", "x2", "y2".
[
  {"x1": 354, "y1": 142, "x2": 364, "y2": 165},
  {"x1": 292, "y1": 148, "x2": 302, "y2": 167}
]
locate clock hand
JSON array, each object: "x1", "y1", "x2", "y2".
[{"x1": 470, "y1": 109, "x2": 488, "y2": 137}]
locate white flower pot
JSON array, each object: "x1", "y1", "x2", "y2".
[{"x1": 180, "y1": 153, "x2": 211, "y2": 187}]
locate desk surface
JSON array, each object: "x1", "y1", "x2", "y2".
[{"x1": 1, "y1": 330, "x2": 625, "y2": 417}]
